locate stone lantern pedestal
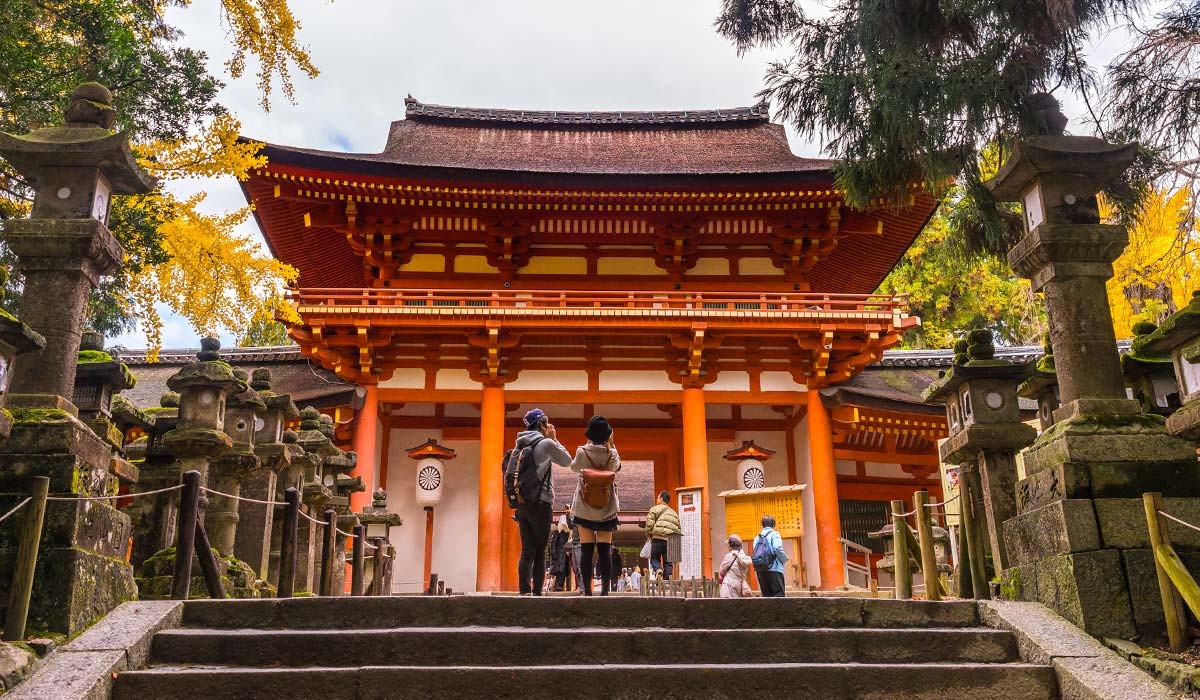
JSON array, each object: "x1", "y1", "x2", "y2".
[{"x1": 990, "y1": 128, "x2": 1200, "y2": 640}]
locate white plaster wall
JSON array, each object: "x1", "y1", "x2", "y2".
[
  {"x1": 759, "y1": 372, "x2": 808, "y2": 392},
  {"x1": 435, "y1": 369, "x2": 480, "y2": 390},
  {"x1": 705, "y1": 372, "x2": 750, "y2": 392},
  {"x1": 504, "y1": 370, "x2": 588, "y2": 391},
  {"x1": 383, "y1": 428, "x2": 480, "y2": 593},
  {"x1": 598, "y1": 371, "x2": 679, "y2": 391},
  {"x1": 865, "y1": 462, "x2": 911, "y2": 479},
  {"x1": 835, "y1": 459, "x2": 857, "y2": 476},
  {"x1": 378, "y1": 368, "x2": 426, "y2": 389},
  {"x1": 793, "y1": 417, "x2": 821, "y2": 588}
]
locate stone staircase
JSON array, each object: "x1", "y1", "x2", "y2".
[{"x1": 113, "y1": 597, "x2": 1058, "y2": 699}]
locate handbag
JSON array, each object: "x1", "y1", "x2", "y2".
[{"x1": 639, "y1": 539, "x2": 653, "y2": 559}]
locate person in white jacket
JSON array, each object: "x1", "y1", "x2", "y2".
[
  {"x1": 718, "y1": 534, "x2": 753, "y2": 598},
  {"x1": 567, "y1": 416, "x2": 621, "y2": 596}
]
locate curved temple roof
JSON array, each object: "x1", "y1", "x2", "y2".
[{"x1": 254, "y1": 97, "x2": 837, "y2": 179}]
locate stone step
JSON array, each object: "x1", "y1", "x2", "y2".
[
  {"x1": 151, "y1": 626, "x2": 1019, "y2": 667},
  {"x1": 180, "y1": 596, "x2": 981, "y2": 630},
  {"x1": 115, "y1": 662, "x2": 1057, "y2": 700}
]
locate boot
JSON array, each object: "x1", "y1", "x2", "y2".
[
  {"x1": 597, "y1": 543, "x2": 612, "y2": 596},
  {"x1": 580, "y1": 543, "x2": 595, "y2": 596}
]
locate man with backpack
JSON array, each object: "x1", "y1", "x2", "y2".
[
  {"x1": 505, "y1": 408, "x2": 572, "y2": 595},
  {"x1": 751, "y1": 514, "x2": 789, "y2": 597}
]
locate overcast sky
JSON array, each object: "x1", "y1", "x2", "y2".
[{"x1": 112, "y1": 0, "x2": 1130, "y2": 349}]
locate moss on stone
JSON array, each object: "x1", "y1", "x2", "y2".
[
  {"x1": 9, "y1": 407, "x2": 71, "y2": 423},
  {"x1": 1000, "y1": 568, "x2": 1022, "y2": 600},
  {"x1": 76, "y1": 349, "x2": 113, "y2": 364}
]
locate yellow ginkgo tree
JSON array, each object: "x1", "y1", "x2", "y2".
[{"x1": 1105, "y1": 188, "x2": 1200, "y2": 338}]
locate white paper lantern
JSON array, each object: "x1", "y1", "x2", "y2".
[{"x1": 415, "y1": 457, "x2": 444, "y2": 506}]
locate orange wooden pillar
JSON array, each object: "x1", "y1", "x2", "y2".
[
  {"x1": 476, "y1": 384, "x2": 505, "y2": 591},
  {"x1": 807, "y1": 389, "x2": 845, "y2": 589},
  {"x1": 350, "y1": 384, "x2": 379, "y2": 512},
  {"x1": 681, "y1": 386, "x2": 712, "y2": 578}
]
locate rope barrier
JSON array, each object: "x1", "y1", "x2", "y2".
[
  {"x1": 893, "y1": 508, "x2": 918, "y2": 518},
  {"x1": 924, "y1": 495, "x2": 961, "y2": 509},
  {"x1": 200, "y1": 486, "x2": 285, "y2": 507},
  {"x1": 0, "y1": 497, "x2": 30, "y2": 524},
  {"x1": 298, "y1": 509, "x2": 325, "y2": 526},
  {"x1": 45, "y1": 483, "x2": 183, "y2": 502},
  {"x1": 1159, "y1": 509, "x2": 1200, "y2": 534}
]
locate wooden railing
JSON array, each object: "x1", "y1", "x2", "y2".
[
  {"x1": 290, "y1": 287, "x2": 910, "y2": 316},
  {"x1": 840, "y1": 538, "x2": 875, "y2": 590},
  {"x1": 1144, "y1": 492, "x2": 1200, "y2": 651}
]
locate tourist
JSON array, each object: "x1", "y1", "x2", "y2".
[
  {"x1": 610, "y1": 545, "x2": 623, "y2": 591},
  {"x1": 567, "y1": 416, "x2": 622, "y2": 596},
  {"x1": 547, "y1": 514, "x2": 570, "y2": 591},
  {"x1": 512, "y1": 408, "x2": 572, "y2": 596},
  {"x1": 644, "y1": 490, "x2": 682, "y2": 580},
  {"x1": 567, "y1": 511, "x2": 582, "y2": 591},
  {"x1": 752, "y1": 515, "x2": 789, "y2": 598},
  {"x1": 629, "y1": 566, "x2": 643, "y2": 593},
  {"x1": 718, "y1": 534, "x2": 753, "y2": 598}
]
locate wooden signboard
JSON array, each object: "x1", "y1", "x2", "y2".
[{"x1": 717, "y1": 484, "x2": 806, "y2": 541}]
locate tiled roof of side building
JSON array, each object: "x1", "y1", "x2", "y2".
[{"x1": 403, "y1": 98, "x2": 773, "y2": 126}]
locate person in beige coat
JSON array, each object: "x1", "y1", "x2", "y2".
[
  {"x1": 718, "y1": 534, "x2": 753, "y2": 598},
  {"x1": 567, "y1": 416, "x2": 621, "y2": 596}
]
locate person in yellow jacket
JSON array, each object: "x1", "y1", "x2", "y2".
[{"x1": 644, "y1": 490, "x2": 682, "y2": 579}]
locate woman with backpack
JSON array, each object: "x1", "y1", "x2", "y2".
[{"x1": 567, "y1": 416, "x2": 621, "y2": 596}]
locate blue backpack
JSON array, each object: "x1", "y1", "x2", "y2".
[{"x1": 751, "y1": 531, "x2": 775, "y2": 572}]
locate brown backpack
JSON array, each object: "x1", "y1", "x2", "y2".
[{"x1": 579, "y1": 451, "x2": 615, "y2": 509}]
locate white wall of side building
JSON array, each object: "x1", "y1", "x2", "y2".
[{"x1": 382, "y1": 427, "x2": 481, "y2": 593}]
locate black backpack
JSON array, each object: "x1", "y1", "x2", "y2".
[{"x1": 502, "y1": 436, "x2": 547, "y2": 508}]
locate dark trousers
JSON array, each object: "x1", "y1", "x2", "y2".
[
  {"x1": 516, "y1": 502, "x2": 553, "y2": 594},
  {"x1": 759, "y1": 570, "x2": 786, "y2": 597},
  {"x1": 649, "y1": 538, "x2": 673, "y2": 579}
]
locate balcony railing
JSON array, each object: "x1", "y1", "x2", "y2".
[{"x1": 290, "y1": 288, "x2": 910, "y2": 319}]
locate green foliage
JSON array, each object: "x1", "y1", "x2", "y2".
[
  {"x1": 238, "y1": 313, "x2": 294, "y2": 348},
  {"x1": 715, "y1": 0, "x2": 1162, "y2": 253},
  {"x1": 878, "y1": 195, "x2": 1046, "y2": 348}
]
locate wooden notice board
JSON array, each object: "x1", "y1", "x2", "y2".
[{"x1": 718, "y1": 484, "x2": 806, "y2": 541}]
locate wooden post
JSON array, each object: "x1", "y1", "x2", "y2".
[
  {"x1": 437, "y1": 580, "x2": 445, "y2": 595},
  {"x1": 172, "y1": 470, "x2": 201, "y2": 600},
  {"x1": 193, "y1": 516, "x2": 225, "y2": 599},
  {"x1": 891, "y1": 499, "x2": 913, "y2": 601},
  {"x1": 277, "y1": 487, "x2": 299, "y2": 597},
  {"x1": 914, "y1": 491, "x2": 941, "y2": 601},
  {"x1": 319, "y1": 509, "x2": 337, "y2": 597},
  {"x1": 4, "y1": 476, "x2": 48, "y2": 641},
  {"x1": 1144, "y1": 492, "x2": 1188, "y2": 651},
  {"x1": 961, "y1": 467, "x2": 990, "y2": 599},
  {"x1": 428, "y1": 573, "x2": 439, "y2": 597},
  {"x1": 371, "y1": 537, "x2": 385, "y2": 596},
  {"x1": 351, "y1": 524, "x2": 366, "y2": 597},
  {"x1": 423, "y1": 507, "x2": 435, "y2": 595}
]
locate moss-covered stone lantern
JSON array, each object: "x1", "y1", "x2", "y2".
[
  {"x1": 161, "y1": 337, "x2": 241, "y2": 481},
  {"x1": 0, "y1": 267, "x2": 46, "y2": 439},
  {"x1": 924, "y1": 329, "x2": 1035, "y2": 574},
  {"x1": 1121, "y1": 320, "x2": 1182, "y2": 417},
  {"x1": 1017, "y1": 336, "x2": 1060, "y2": 432},
  {"x1": 1128, "y1": 291, "x2": 1200, "y2": 440}
]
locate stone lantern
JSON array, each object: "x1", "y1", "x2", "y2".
[
  {"x1": 235, "y1": 368, "x2": 300, "y2": 578},
  {"x1": 1127, "y1": 291, "x2": 1200, "y2": 440},
  {"x1": 0, "y1": 83, "x2": 154, "y2": 404},
  {"x1": 161, "y1": 338, "x2": 240, "y2": 488},
  {"x1": 359, "y1": 488, "x2": 403, "y2": 593},
  {"x1": 988, "y1": 109, "x2": 1200, "y2": 639},
  {"x1": 205, "y1": 369, "x2": 266, "y2": 558},
  {"x1": 868, "y1": 519, "x2": 952, "y2": 580},
  {"x1": 407, "y1": 439, "x2": 456, "y2": 591},
  {"x1": 1017, "y1": 337, "x2": 1060, "y2": 432},
  {"x1": 1121, "y1": 321, "x2": 1182, "y2": 417},
  {"x1": 72, "y1": 330, "x2": 136, "y2": 453},
  {"x1": 0, "y1": 268, "x2": 46, "y2": 440},
  {"x1": 722, "y1": 440, "x2": 776, "y2": 490},
  {"x1": 924, "y1": 329, "x2": 1035, "y2": 575}
]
